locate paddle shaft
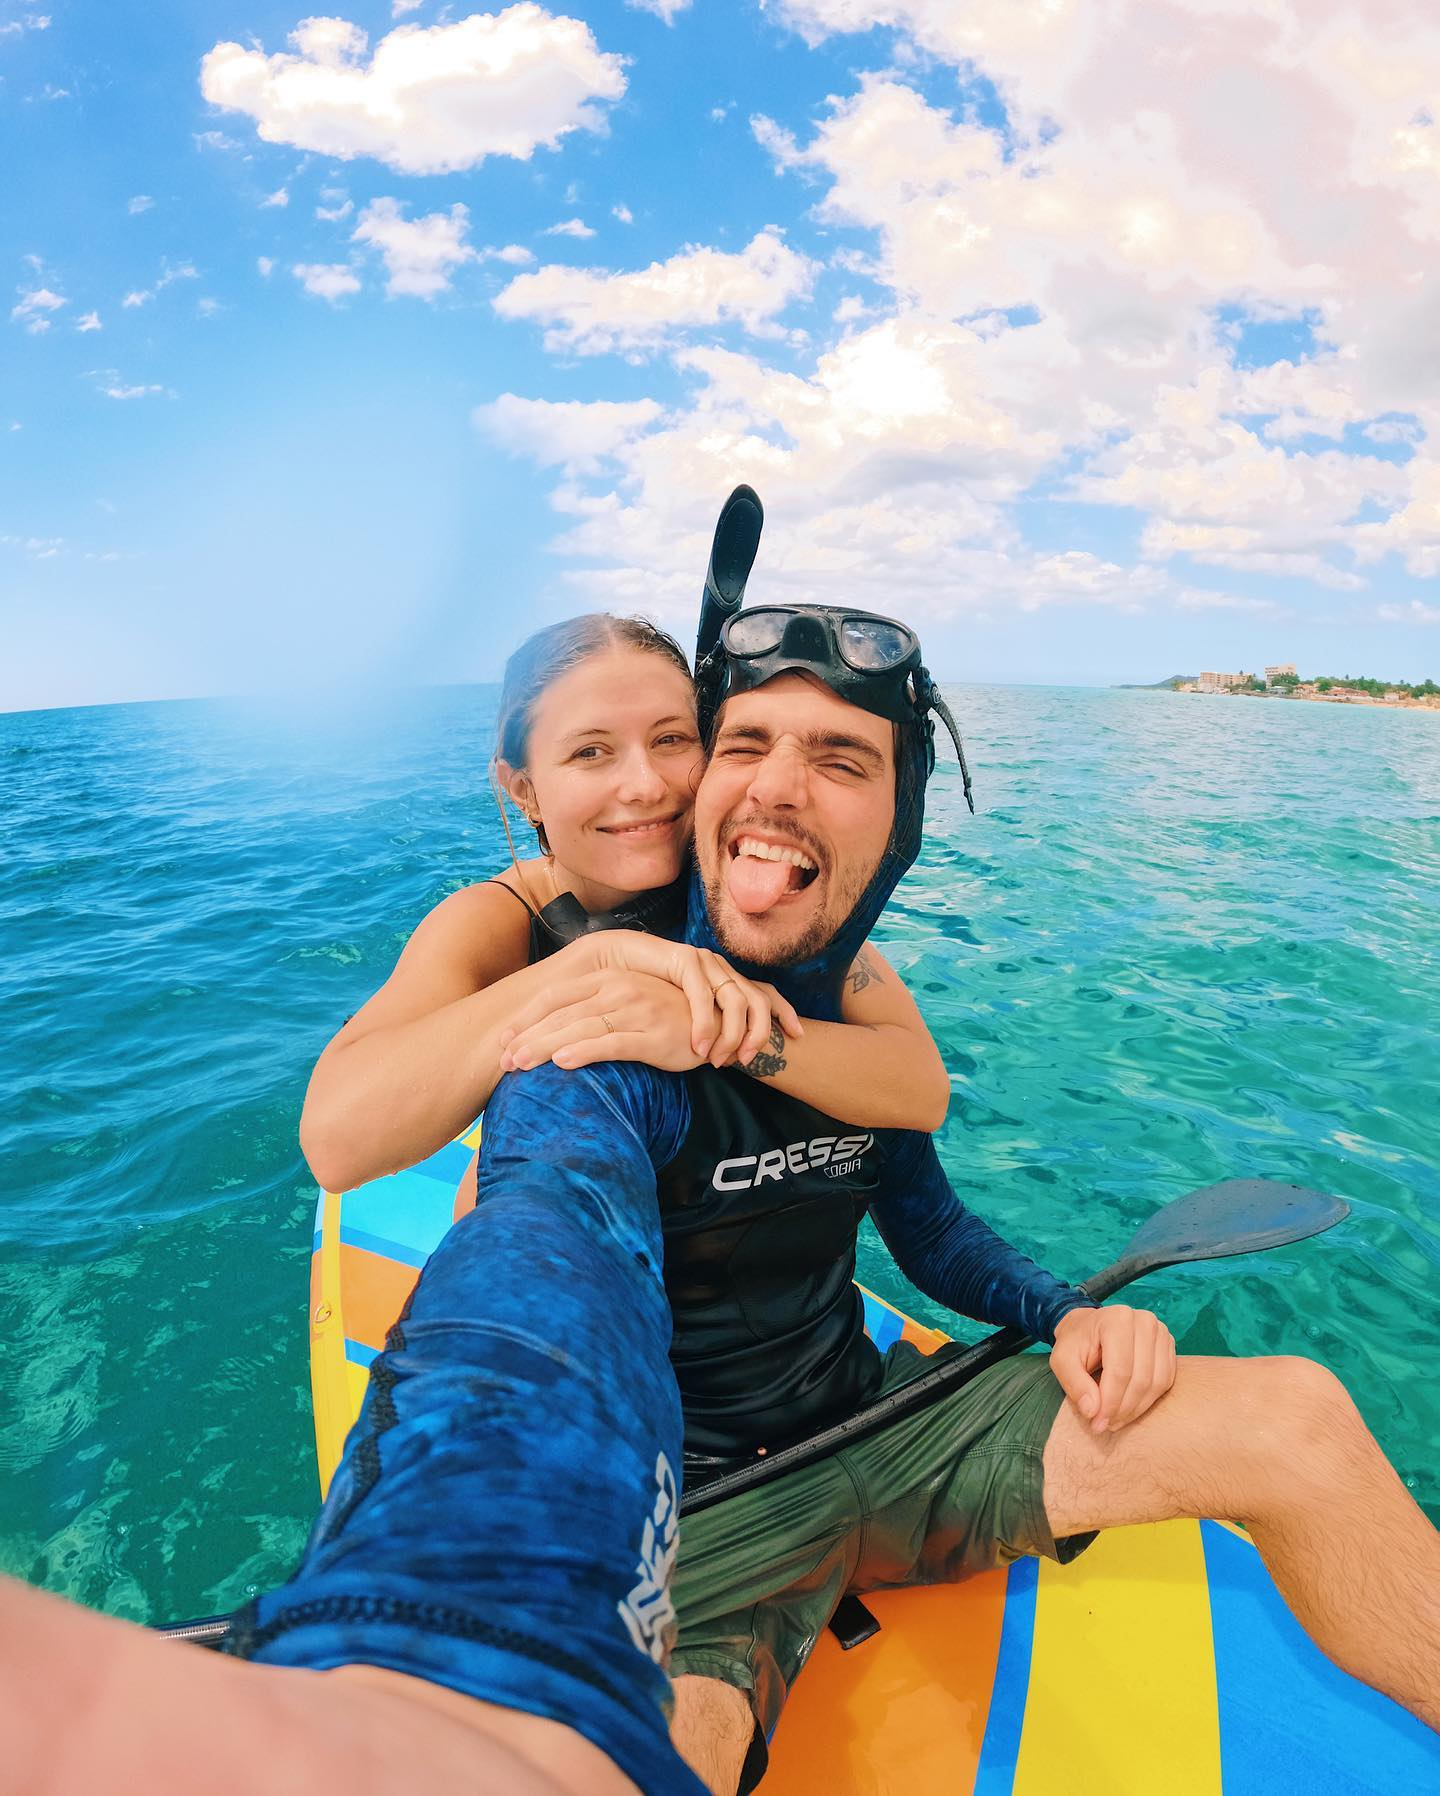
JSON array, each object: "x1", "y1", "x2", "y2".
[{"x1": 681, "y1": 1257, "x2": 1143, "y2": 1515}]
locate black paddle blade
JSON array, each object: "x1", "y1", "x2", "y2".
[{"x1": 1124, "y1": 1179, "x2": 1348, "y2": 1274}]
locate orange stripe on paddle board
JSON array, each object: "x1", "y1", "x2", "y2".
[
  {"x1": 452, "y1": 1150, "x2": 478, "y2": 1224},
  {"x1": 338, "y1": 1241, "x2": 423, "y2": 1352},
  {"x1": 765, "y1": 1573, "x2": 1008, "y2": 1795}
]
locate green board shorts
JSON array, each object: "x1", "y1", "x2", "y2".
[{"x1": 670, "y1": 1342, "x2": 1097, "y2": 1745}]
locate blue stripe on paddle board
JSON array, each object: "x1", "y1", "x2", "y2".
[
  {"x1": 859, "y1": 1290, "x2": 905, "y2": 1353},
  {"x1": 1202, "y1": 1518, "x2": 1440, "y2": 1791},
  {"x1": 345, "y1": 1339, "x2": 378, "y2": 1368},
  {"x1": 415, "y1": 1139, "x2": 474, "y2": 1184},
  {"x1": 338, "y1": 1224, "x2": 430, "y2": 1269},
  {"x1": 973, "y1": 1555, "x2": 1038, "y2": 1794},
  {"x1": 341, "y1": 1168, "x2": 457, "y2": 1261}
]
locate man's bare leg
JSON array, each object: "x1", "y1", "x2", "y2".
[
  {"x1": 671, "y1": 1673, "x2": 754, "y2": 1796},
  {"x1": 1043, "y1": 1354, "x2": 1440, "y2": 1731},
  {"x1": 2, "y1": 1574, "x2": 637, "y2": 1796}
]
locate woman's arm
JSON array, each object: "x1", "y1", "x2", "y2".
[
  {"x1": 501, "y1": 940, "x2": 950, "y2": 1133},
  {"x1": 736, "y1": 944, "x2": 950, "y2": 1131},
  {"x1": 300, "y1": 880, "x2": 552, "y2": 1193},
  {"x1": 301, "y1": 890, "x2": 792, "y2": 1195}
]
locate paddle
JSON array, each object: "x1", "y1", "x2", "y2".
[
  {"x1": 681, "y1": 1178, "x2": 1348, "y2": 1514},
  {"x1": 156, "y1": 1176, "x2": 1345, "y2": 1644}
]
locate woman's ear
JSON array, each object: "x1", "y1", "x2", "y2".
[{"x1": 495, "y1": 759, "x2": 540, "y2": 826}]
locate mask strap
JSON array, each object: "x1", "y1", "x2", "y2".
[{"x1": 925, "y1": 683, "x2": 976, "y2": 814}]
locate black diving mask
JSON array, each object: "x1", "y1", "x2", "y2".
[{"x1": 721, "y1": 605, "x2": 924, "y2": 726}]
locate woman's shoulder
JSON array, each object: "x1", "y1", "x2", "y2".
[{"x1": 427, "y1": 869, "x2": 538, "y2": 941}]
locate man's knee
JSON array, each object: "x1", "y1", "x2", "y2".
[
  {"x1": 670, "y1": 1676, "x2": 753, "y2": 1796},
  {"x1": 1042, "y1": 1353, "x2": 1367, "y2": 1536}
]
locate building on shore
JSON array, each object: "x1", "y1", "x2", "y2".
[
  {"x1": 1197, "y1": 670, "x2": 1254, "y2": 692},
  {"x1": 1264, "y1": 663, "x2": 1296, "y2": 685}
]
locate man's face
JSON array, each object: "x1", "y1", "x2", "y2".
[{"x1": 694, "y1": 672, "x2": 896, "y2": 965}]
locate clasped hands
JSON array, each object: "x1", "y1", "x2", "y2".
[
  {"x1": 497, "y1": 931, "x2": 803, "y2": 1075},
  {"x1": 1050, "y1": 1304, "x2": 1177, "y2": 1435}
]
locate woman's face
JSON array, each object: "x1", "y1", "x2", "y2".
[{"x1": 511, "y1": 649, "x2": 701, "y2": 908}]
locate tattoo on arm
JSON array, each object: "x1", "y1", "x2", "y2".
[
  {"x1": 847, "y1": 949, "x2": 884, "y2": 995},
  {"x1": 740, "y1": 1019, "x2": 788, "y2": 1079}
]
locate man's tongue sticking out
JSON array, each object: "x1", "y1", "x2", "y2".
[{"x1": 727, "y1": 850, "x2": 797, "y2": 915}]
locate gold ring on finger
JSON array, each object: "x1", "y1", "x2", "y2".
[{"x1": 602, "y1": 1015, "x2": 617, "y2": 1034}]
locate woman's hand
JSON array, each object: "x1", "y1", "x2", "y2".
[
  {"x1": 552, "y1": 931, "x2": 802, "y2": 1066},
  {"x1": 499, "y1": 969, "x2": 712, "y2": 1074}
]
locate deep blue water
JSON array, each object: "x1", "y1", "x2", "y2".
[{"x1": 2, "y1": 682, "x2": 1437, "y2": 1625}]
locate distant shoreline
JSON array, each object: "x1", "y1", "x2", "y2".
[{"x1": 1174, "y1": 686, "x2": 1440, "y2": 713}]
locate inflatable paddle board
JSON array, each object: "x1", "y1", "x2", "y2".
[{"x1": 310, "y1": 1136, "x2": 1440, "y2": 1793}]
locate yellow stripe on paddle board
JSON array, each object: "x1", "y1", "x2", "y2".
[
  {"x1": 1013, "y1": 1520, "x2": 1221, "y2": 1796},
  {"x1": 309, "y1": 1187, "x2": 350, "y2": 1499}
]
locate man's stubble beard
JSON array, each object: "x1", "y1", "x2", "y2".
[{"x1": 700, "y1": 850, "x2": 882, "y2": 968}]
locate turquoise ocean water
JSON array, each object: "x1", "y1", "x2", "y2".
[{"x1": 2, "y1": 683, "x2": 1437, "y2": 1628}]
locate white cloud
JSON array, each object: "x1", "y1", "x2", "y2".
[
  {"x1": 626, "y1": 0, "x2": 692, "y2": 21},
  {"x1": 392, "y1": 0, "x2": 424, "y2": 13},
  {"x1": 353, "y1": 198, "x2": 479, "y2": 297},
  {"x1": 197, "y1": 297, "x2": 222, "y2": 318},
  {"x1": 1175, "y1": 587, "x2": 1281, "y2": 614},
  {"x1": 1353, "y1": 457, "x2": 1440, "y2": 577},
  {"x1": 492, "y1": 243, "x2": 535, "y2": 265},
  {"x1": 494, "y1": 227, "x2": 816, "y2": 354},
  {"x1": 11, "y1": 288, "x2": 64, "y2": 333},
  {"x1": 476, "y1": 394, "x2": 665, "y2": 472},
  {"x1": 543, "y1": 216, "x2": 595, "y2": 239},
  {"x1": 200, "y1": 7, "x2": 627, "y2": 176},
  {"x1": 293, "y1": 262, "x2": 363, "y2": 302},
  {"x1": 612, "y1": 203, "x2": 633, "y2": 224},
  {"x1": 1377, "y1": 599, "x2": 1440, "y2": 624},
  {"x1": 261, "y1": 186, "x2": 290, "y2": 208},
  {"x1": 0, "y1": 13, "x2": 51, "y2": 38},
  {"x1": 75, "y1": 311, "x2": 102, "y2": 332},
  {"x1": 128, "y1": 195, "x2": 155, "y2": 215},
  {"x1": 481, "y1": 0, "x2": 1440, "y2": 620},
  {"x1": 123, "y1": 290, "x2": 152, "y2": 308},
  {"x1": 193, "y1": 129, "x2": 243, "y2": 152},
  {"x1": 257, "y1": 256, "x2": 275, "y2": 277},
  {"x1": 98, "y1": 379, "x2": 170, "y2": 400},
  {"x1": 316, "y1": 198, "x2": 355, "y2": 222},
  {"x1": 1, "y1": 534, "x2": 65, "y2": 557}
]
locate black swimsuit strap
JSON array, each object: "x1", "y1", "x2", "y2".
[{"x1": 482, "y1": 877, "x2": 542, "y2": 922}]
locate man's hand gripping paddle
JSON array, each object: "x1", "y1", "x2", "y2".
[{"x1": 682, "y1": 1177, "x2": 1348, "y2": 1514}]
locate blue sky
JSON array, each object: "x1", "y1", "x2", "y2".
[{"x1": 5, "y1": 0, "x2": 1440, "y2": 711}]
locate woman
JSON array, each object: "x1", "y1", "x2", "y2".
[{"x1": 299, "y1": 614, "x2": 948, "y2": 1197}]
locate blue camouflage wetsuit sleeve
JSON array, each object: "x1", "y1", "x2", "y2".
[
  {"x1": 227, "y1": 1059, "x2": 707, "y2": 1796},
  {"x1": 871, "y1": 1132, "x2": 1100, "y2": 1343}
]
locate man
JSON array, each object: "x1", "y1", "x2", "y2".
[
  {"x1": 491, "y1": 594, "x2": 1439, "y2": 1791},
  {"x1": 506, "y1": 596, "x2": 1440, "y2": 1792}
]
